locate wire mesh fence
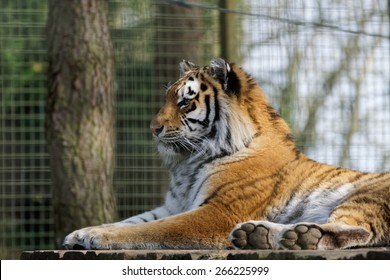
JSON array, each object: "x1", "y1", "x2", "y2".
[{"x1": 0, "y1": 0, "x2": 389, "y2": 259}]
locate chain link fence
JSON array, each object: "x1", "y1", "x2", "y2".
[{"x1": 1, "y1": 0, "x2": 389, "y2": 258}]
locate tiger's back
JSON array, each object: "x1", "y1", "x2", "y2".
[{"x1": 63, "y1": 58, "x2": 390, "y2": 250}]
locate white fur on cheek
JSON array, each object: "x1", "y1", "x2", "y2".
[{"x1": 178, "y1": 79, "x2": 200, "y2": 101}]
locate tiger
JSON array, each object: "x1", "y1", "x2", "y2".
[{"x1": 63, "y1": 58, "x2": 390, "y2": 250}]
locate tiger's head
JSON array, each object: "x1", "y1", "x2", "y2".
[{"x1": 150, "y1": 58, "x2": 294, "y2": 166}]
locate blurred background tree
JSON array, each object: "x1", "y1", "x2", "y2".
[{"x1": 46, "y1": 0, "x2": 118, "y2": 247}]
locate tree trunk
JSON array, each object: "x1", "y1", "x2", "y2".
[{"x1": 46, "y1": 0, "x2": 117, "y2": 248}]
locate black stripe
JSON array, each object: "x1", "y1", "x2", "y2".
[
  {"x1": 168, "y1": 189, "x2": 177, "y2": 200},
  {"x1": 225, "y1": 128, "x2": 232, "y2": 148},
  {"x1": 186, "y1": 161, "x2": 204, "y2": 189},
  {"x1": 202, "y1": 171, "x2": 279, "y2": 207},
  {"x1": 209, "y1": 180, "x2": 270, "y2": 209},
  {"x1": 247, "y1": 96, "x2": 262, "y2": 133},
  {"x1": 187, "y1": 118, "x2": 198, "y2": 124},
  {"x1": 284, "y1": 133, "x2": 295, "y2": 143},
  {"x1": 245, "y1": 73, "x2": 257, "y2": 90},
  {"x1": 187, "y1": 117, "x2": 209, "y2": 128},
  {"x1": 208, "y1": 125, "x2": 217, "y2": 138},
  {"x1": 227, "y1": 69, "x2": 241, "y2": 95},
  {"x1": 203, "y1": 150, "x2": 230, "y2": 165},
  {"x1": 151, "y1": 211, "x2": 158, "y2": 220},
  {"x1": 253, "y1": 132, "x2": 261, "y2": 138},
  {"x1": 168, "y1": 187, "x2": 186, "y2": 213},
  {"x1": 200, "y1": 178, "x2": 246, "y2": 206},
  {"x1": 366, "y1": 222, "x2": 377, "y2": 239},
  {"x1": 186, "y1": 102, "x2": 197, "y2": 113},
  {"x1": 187, "y1": 86, "x2": 197, "y2": 96},
  {"x1": 352, "y1": 196, "x2": 384, "y2": 205},
  {"x1": 267, "y1": 104, "x2": 282, "y2": 121},
  {"x1": 191, "y1": 170, "x2": 226, "y2": 205},
  {"x1": 213, "y1": 86, "x2": 220, "y2": 122},
  {"x1": 294, "y1": 148, "x2": 301, "y2": 159},
  {"x1": 313, "y1": 166, "x2": 341, "y2": 182},
  {"x1": 184, "y1": 119, "x2": 196, "y2": 131},
  {"x1": 268, "y1": 157, "x2": 312, "y2": 203},
  {"x1": 202, "y1": 95, "x2": 211, "y2": 126},
  {"x1": 343, "y1": 169, "x2": 369, "y2": 183},
  {"x1": 359, "y1": 172, "x2": 388, "y2": 183},
  {"x1": 194, "y1": 93, "x2": 200, "y2": 101}
]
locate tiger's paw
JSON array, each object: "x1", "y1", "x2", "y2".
[
  {"x1": 63, "y1": 226, "x2": 117, "y2": 250},
  {"x1": 229, "y1": 221, "x2": 283, "y2": 249},
  {"x1": 280, "y1": 224, "x2": 323, "y2": 250},
  {"x1": 230, "y1": 221, "x2": 324, "y2": 250}
]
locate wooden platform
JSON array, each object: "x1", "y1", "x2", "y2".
[{"x1": 21, "y1": 248, "x2": 390, "y2": 260}]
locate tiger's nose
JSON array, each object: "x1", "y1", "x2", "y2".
[{"x1": 150, "y1": 121, "x2": 164, "y2": 136}]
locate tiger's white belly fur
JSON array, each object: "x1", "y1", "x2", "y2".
[{"x1": 267, "y1": 183, "x2": 356, "y2": 224}]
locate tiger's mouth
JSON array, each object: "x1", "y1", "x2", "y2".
[{"x1": 154, "y1": 132, "x2": 205, "y2": 156}]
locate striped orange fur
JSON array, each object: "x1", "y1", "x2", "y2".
[{"x1": 64, "y1": 58, "x2": 390, "y2": 250}]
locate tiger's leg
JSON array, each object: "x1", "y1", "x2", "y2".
[
  {"x1": 325, "y1": 183, "x2": 390, "y2": 248},
  {"x1": 231, "y1": 183, "x2": 390, "y2": 250},
  {"x1": 63, "y1": 205, "x2": 234, "y2": 249},
  {"x1": 230, "y1": 221, "x2": 373, "y2": 250},
  {"x1": 63, "y1": 205, "x2": 173, "y2": 247}
]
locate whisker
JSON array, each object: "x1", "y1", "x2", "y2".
[{"x1": 163, "y1": 131, "x2": 205, "y2": 154}]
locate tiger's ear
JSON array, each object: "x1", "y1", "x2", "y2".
[
  {"x1": 210, "y1": 58, "x2": 230, "y2": 87},
  {"x1": 210, "y1": 58, "x2": 240, "y2": 95},
  {"x1": 179, "y1": 60, "x2": 197, "y2": 75}
]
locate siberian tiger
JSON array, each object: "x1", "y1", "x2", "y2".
[{"x1": 63, "y1": 58, "x2": 390, "y2": 250}]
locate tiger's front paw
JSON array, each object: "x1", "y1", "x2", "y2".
[{"x1": 63, "y1": 226, "x2": 114, "y2": 250}]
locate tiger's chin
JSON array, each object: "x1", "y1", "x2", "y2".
[
  {"x1": 156, "y1": 140, "x2": 204, "y2": 167},
  {"x1": 157, "y1": 142, "x2": 180, "y2": 156},
  {"x1": 156, "y1": 141, "x2": 188, "y2": 160}
]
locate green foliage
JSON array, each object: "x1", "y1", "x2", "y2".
[{"x1": 0, "y1": 0, "x2": 47, "y2": 115}]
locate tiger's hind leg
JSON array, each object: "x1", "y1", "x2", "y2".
[
  {"x1": 230, "y1": 221, "x2": 371, "y2": 250},
  {"x1": 231, "y1": 180, "x2": 390, "y2": 250}
]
